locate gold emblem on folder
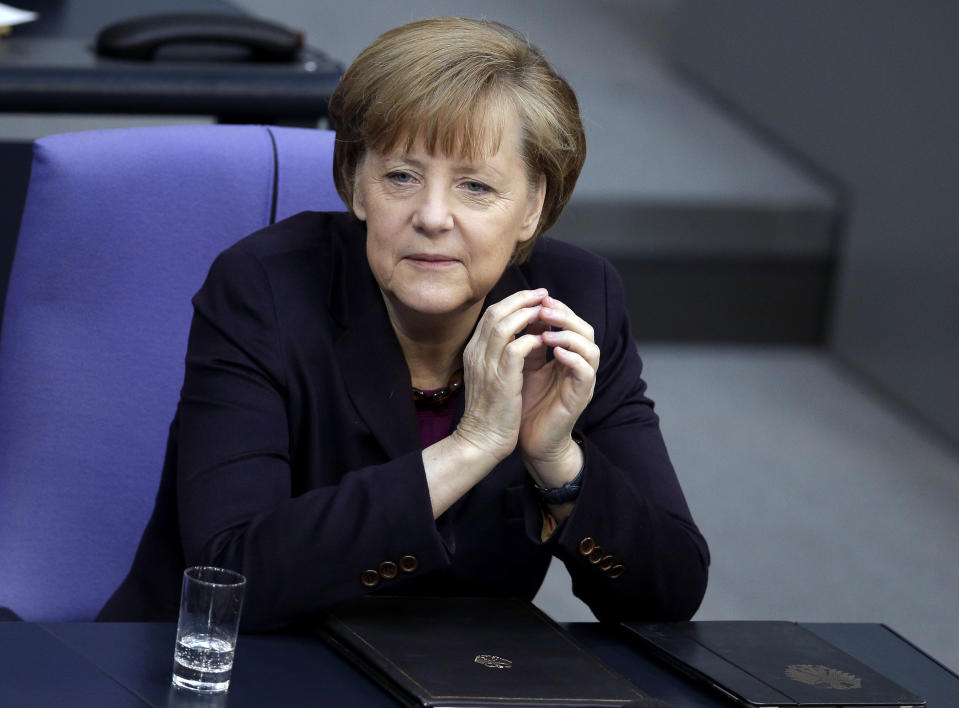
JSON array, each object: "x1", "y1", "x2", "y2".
[
  {"x1": 785, "y1": 664, "x2": 862, "y2": 690},
  {"x1": 474, "y1": 654, "x2": 512, "y2": 669}
]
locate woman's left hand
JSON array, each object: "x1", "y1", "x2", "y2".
[{"x1": 518, "y1": 294, "x2": 600, "y2": 489}]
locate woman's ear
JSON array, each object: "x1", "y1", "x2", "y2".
[
  {"x1": 352, "y1": 160, "x2": 368, "y2": 221},
  {"x1": 518, "y1": 173, "x2": 547, "y2": 243}
]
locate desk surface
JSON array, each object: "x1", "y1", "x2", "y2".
[
  {"x1": 1, "y1": 621, "x2": 957, "y2": 707},
  {"x1": 8, "y1": 0, "x2": 244, "y2": 38},
  {"x1": 0, "y1": 37, "x2": 341, "y2": 120},
  {"x1": 0, "y1": 0, "x2": 342, "y2": 120}
]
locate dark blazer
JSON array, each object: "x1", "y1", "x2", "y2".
[{"x1": 99, "y1": 211, "x2": 709, "y2": 631}]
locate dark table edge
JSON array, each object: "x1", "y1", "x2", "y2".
[
  {"x1": 28, "y1": 620, "x2": 959, "y2": 707},
  {"x1": 878, "y1": 623, "x2": 959, "y2": 681}
]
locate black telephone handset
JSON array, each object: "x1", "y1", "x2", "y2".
[{"x1": 95, "y1": 13, "x2": 303, "y2": 62}]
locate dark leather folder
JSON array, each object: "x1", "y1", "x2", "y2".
[
  {"x1": 621, "y1": 621, "x2": 925, "y2": 707},
  {"x1": 320, "y1": 596, "x2": 669, "y2": 707}
]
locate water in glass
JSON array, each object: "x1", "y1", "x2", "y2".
[{"x1": 172, "y1": 633, "x2": 235, "y2": 692}]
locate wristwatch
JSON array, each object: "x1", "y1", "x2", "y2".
[{"x1": 533, "y1": 434, "x2": 585, "y2": 505}]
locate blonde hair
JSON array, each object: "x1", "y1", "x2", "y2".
[{"x1": 328, "y1": 17, "x2": 586, "y2": 262}]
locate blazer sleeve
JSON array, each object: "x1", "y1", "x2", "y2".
[
  {"x1": 175, "y1": 246, "x2": 451, "y2": 631},
  {"x1": 549, "y1": 259, "x2": 710, "y2": 621}
]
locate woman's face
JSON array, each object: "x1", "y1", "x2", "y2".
[{"x1": 353, "y1": 111, "x2": 545, "y2": 324}]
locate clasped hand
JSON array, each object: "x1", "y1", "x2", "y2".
[{"x1": 454, "y1": 289, "x2": 600, "y2": 490}]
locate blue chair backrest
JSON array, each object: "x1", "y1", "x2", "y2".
[{"x1": 0, "y1": 124, "x2": 345, "y2": 621}]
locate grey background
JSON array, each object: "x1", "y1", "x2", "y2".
[{"x1": 670, "y1": 0, "x2": 959, "y2": 450}]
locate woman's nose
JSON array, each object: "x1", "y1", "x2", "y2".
[{"x1": 411, "y1": 185, "x2": 454, "y2": 235}]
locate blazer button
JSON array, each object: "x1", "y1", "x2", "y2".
[
  {"x1": 608, "y1": 564, "x2": 625, "y2": 579},
  {"x1": 399, "y1": 555, "x2": 419, "y2": 573},
  {"x1": 598, "y1": 555, "x2": 615, "y2": 572},
  {"x1": 378, "y1": 561, "x2": 398, "y2": 579},
  {"x1": 578, "y1": 537, "x2": 596, "y2": 556},
  {"x1": 361, "y1": 570, "x2": 380, "y2": 587},
  {"x1": 588, "y1": 548, "x2": 605, "y2": 565}
]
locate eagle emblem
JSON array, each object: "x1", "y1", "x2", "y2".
[
  {"x1": 474, "y1": 654, "x2": 512, "y2": 669},
  {"x1": 785, "y1": 664, "x2": 862, "y2": 690}
]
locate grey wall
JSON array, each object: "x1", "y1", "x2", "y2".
[{"x1": 669, "y1": 1, "x2": 959, "y2": 447}]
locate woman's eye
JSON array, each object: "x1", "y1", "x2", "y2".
[
  {"x1": 387, "y1": 171, "x2": 415, "y2": 185},
  {"x1": 462, "y1": 181, "x2": 492, "y2": 195}
]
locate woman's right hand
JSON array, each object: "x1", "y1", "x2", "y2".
[{"x1": 452, "y1": 288, "x2": 548, "y2": 464}]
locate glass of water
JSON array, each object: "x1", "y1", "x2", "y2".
[{"x1": 172, "y1": 566, "x2": 246, "y2": 693}]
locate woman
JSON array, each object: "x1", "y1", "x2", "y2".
[{"x1": 99, "y1": 17, "x2": 709, "y2": 631}]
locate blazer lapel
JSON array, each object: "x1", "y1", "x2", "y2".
[
  {"x1": 333, "y1": 232, "x2": 421, "y2": 460},
  {"x1": 485, "y1": 261, "x2": 530, "y2": 309}
]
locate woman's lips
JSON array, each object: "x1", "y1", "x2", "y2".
[{"x1": 406, "y1": 254, "x2": 459, "y2": 267}]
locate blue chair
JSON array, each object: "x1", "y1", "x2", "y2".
[{"x1": 0, "y1": 124, "x2": 345, "y2": 621}]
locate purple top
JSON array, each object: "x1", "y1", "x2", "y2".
[{"x1": 415, "y1": 393, "x2": 458, "y2": 448}]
